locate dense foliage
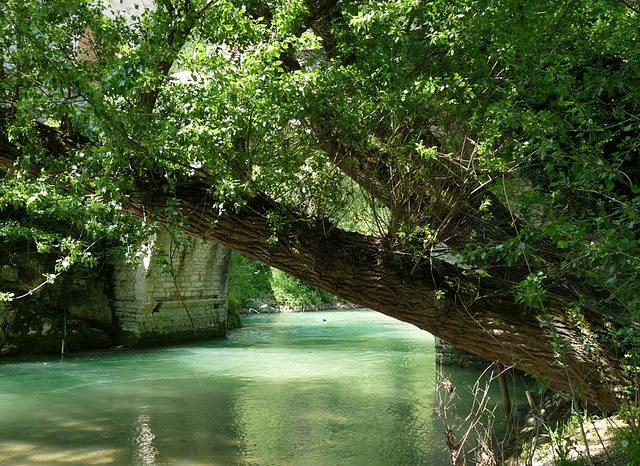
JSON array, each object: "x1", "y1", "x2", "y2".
[
  {"x1": 227, "y1": 252, "x2": 338, "y2": 311},
  {"x1": 1, "y1": 0, "x2": 639, "y2": 414},
  {"x1": 227, "y1": 252, "x2": 273, "y2": 312}
]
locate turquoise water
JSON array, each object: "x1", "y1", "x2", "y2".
[{"x1": 0, "y1": 310, "x2": 527, "y2": 465}]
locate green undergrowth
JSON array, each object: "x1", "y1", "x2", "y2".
[
  {"x1": 509, "y1": 402, "x2": 639, "y2": 466},
  {"x1": 617, "y1": 404, "x2": 640, "y2": 465},
  {"x1": 227, "y1": 252, "x2": 340, "y2": 313},
  {"x1": 437, "y1": 368, "x2": 639, "y2": 466}
]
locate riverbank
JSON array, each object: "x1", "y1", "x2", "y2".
[
  {"x1": 239, "y1": 298, "x2": 360, "y2": 314},
  {"x1": 505, "y1": 413, "x2": 629, "y2": 466},
  {"x1": 434, "y1": 365, "x2": 632, "y2": 465}
]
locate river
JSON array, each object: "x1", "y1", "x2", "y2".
[{"x1": 0, "y1": 309, "x2": 529, "y2": 465}]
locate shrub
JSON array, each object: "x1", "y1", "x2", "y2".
[
  {"x1": 271, "y1": 268, "x2": 337, "y2": 310},
  {"x1": 226, "y1": 252, "x2": 273, "y2": 312}
]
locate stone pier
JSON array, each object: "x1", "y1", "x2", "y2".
[
  {"x1": 112, "y1": 232, "x2": 232, "y2": 346},
  {"x1": 435, "y1": 337, "x2": 492, "y2": 369}
]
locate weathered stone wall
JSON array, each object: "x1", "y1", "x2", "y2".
[
  {"x1": 0, "y1": 259, "x2": 114, "y2": 356},
  {"x1": 112, "y1": 233, "x2": 231, "y2": 346},
  {"x1": 1, "y1": 0, "x2": 233, "y2": 356},
  {"x1": 104, "y1": 0, "x2": 155, "y2": 19},
  {"x1": 435, "y1": 337, "x2": 492, "y2": 369}
]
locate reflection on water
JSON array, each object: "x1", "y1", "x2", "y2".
[
  {"x1": 0, "y1": 310, "x2": 529, "y2": 465},
  {"x1": 135, "y1": 407, "x2": 158, "y2": 465}
]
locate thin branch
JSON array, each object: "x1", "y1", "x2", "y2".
[
  {"x1": 619, "y1": 0, "x2": 640, "y2": 14},
  {"x1": 158, "y1": 0, "x2": 175, "y2": 16},
  {"x1": 197, "y1": 0, "x2": 216, "y2": 17},
  {"x1": 9, "y1": 273, "x2": 62, "y2": 300}
]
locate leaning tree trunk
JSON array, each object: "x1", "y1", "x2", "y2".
[{"x1": 130, "y1": 185, "x2": 632, "y2": 412}]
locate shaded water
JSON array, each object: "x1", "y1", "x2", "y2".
[{"x1": 0, "y1": 310, "x2": 528, "y2": 465}]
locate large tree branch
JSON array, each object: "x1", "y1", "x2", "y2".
[{"x1": 126, "y1": 181, "x2": 630, "y2": 411}]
